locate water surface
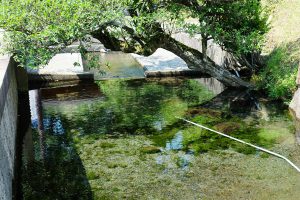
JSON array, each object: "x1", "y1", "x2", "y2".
[
  {"x1": 83, "y1": 52, "x2": 145, "y2": 80},
  {"x1": 23, "y1": 78, "x2": 300, "y2": 200}
]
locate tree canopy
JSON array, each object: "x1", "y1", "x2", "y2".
[
  {"x1": 0, "y1": 0, "x2": 268, "y2": 87},
  {"x1": 0, "y1": 0, "x2": 125, "y2": 68},
  {"x1": 183, "y1": 0, "x2": 269, "y2": 57}
]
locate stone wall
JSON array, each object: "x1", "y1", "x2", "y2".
[
  {"x1": 289, "y1": 64, "x2": 300, "y2": 143},
  {"x1": 0, "y1": 57, "x2": 18, "y2": 200}
]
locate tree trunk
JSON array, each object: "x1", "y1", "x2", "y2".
[
  {"x1": 160, "y1": 34, "x2": 253, "y2": 88},
  {"x1": 94, "y1": 23, "x2": 253, "y2": 88},
  {"x1": 201, "y1": 35, "x2": 208, "y2": 60}
]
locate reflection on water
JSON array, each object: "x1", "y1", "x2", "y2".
[
  {"x1": 195, "y1": 78, "x2": 225, "y2": 95},
  {"x1": 166, "y1": 131, "x2": 183, "y2": 151},
  {"x1": 23, "y1": 78, "x2": 300, "y2": 200}
]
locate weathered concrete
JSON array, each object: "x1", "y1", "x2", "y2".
[
  {"x1": 195, "y1": 78, "x2": 225, "y2": 95},
  {"x1": 131, "y1": 48, "x2": 203, "y2": 77},
  {"x1": 172, "y1": 32, "x2": 236, "y2": 69},
  {"x1": 27, "y1": 53, "x2": 94, "y2": 84},
  {"x1": 290, "y1": 89, "x2": 300, "y2": 143},
  {"x1": 29, "y1": 53, "x2": 84, "y2": 74},
  {"x1": 289, "y1": 64, "x2": 300, "y2": 143},
  {"x1": 0, "y1": 57, "x2": 18, "y2": 200}
]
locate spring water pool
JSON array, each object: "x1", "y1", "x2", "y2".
[
  {"x1": 83, "y1": 52, "x2": 145, "y2": 80},
  {"x1": 23, "y1": 78, "x2": 300, "y2": 200}
]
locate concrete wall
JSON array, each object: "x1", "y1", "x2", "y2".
[
  {"x1": 289, "y1": 64, "x2": 300, "y2": 143},
  {"x1": 0, "y1": 57, "x2": 18, "y2": 200},
  {"x1": 172, "y1": 32, "x2": 235, "y2": 69}
]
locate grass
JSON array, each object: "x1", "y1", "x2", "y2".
[{"x1": 262, "y1": 0, "x2": 300, "y2": 54}]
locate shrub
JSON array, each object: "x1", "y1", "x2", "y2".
[{"x1": 255, "y1": 39, "x2": 300, "y2": 100}]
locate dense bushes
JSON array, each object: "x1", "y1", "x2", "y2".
[{"x1": 254, "y1": 40, "x2": 300, "y2": 101}]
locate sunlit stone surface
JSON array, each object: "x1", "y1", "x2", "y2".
[
  {"x1": 131, "y1": 48, "x2": 190, "y2": 73},
  {"x1": 28, "y1": 53, "x2": 84, "y2": 75}
]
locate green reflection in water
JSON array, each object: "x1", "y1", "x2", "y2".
[
  {"x1": 22, "y1": 78, "x2": 300, "y2": 200},
  {"x1": 45, "y1": 78, "x2": 215, "y2": 136}
]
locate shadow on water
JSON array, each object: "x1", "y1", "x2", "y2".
[
  {"x1": 151, "y1": 86, "x2": 293, "y2": 155},
  {"x1": 22, "y1": 89, "x2": 93, "y2": 200}
]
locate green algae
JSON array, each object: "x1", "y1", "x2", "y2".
[
  {"x1": 140, "y1": 146, "x2": 162, "y2": 154},
  {"x1": 22, "y1": 78, "x2": 300, "y2": 199}
]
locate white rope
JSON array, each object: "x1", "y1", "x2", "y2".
[{"x1": 176, "y1": 117, "x2": 300, "y2": 173}]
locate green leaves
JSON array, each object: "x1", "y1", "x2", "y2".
[
  {"x1": 184, "y1": 0, "x2": 269, "y2": 56},
  {"x1": 255, "y1": 40, "x2": 300, "y2": 100},
  {"x1": 0, "y1": 0, "x2": 269, "y2": 69},
  {"x1": 0, "y1": 0, "x2": 124, "y2": 68}
]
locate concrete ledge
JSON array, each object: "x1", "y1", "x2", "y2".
[
  {"x1": 28, "y1": 73, "x2": 94, "y2": 82},
  {"x1": 0, "y1": 57, "x2": 14, "y2": 121},
  {"x1": 27, "y1": 53, "x2": 94, "y2": 85},
  {"x1": 144, "y1": 69, "x2": 205, "y2": 78}
]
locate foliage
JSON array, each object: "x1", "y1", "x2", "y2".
[
  {"x1": 1, "y1": 0, "x2": 269, "y2": 68},
  {"x1": 254, "y1": 40, "x2": 300, "y2": 100},
  {"x1": 184, "y1": 0, "x2": 269, "y2": 56},
  {"x1": 0, "y1": 0, "x2": 124, "y2": 68},
  {"x1": 98, "y1": 0, "x2": 268, "y2": 62},
  {"x1": 256, "y1": 0, "x2": 300, "y2": 100}
]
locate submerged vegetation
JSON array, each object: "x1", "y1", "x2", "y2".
[
  {"x1": 0, "y1": 0, "x2": 298, "y2": 199},
  {"x1": 23, "y1": 78, "x2": 300, "y2": 199}
]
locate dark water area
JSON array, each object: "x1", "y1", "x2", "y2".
[{"x1": 22, "y1": 77, "x2": 300, "y2": 200}]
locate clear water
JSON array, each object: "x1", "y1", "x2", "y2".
[
  {"x1": 83, "y1": 52, "x2": 145, "y2": 80},
  {"x1": 22, "y1": 78, "x2": 300, "y2": 200}
]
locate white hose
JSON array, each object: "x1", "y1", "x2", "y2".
[{"x1": 177, "y1": 117, "x2": 300, "y2": 173}]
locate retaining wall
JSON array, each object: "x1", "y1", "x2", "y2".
[
  {"x1": 0, "y1": 57, "x2": 18, "y2": 200},
  {"x1": 289, "y1": 64, "x2": 300, "y2": 143},
  {"x1": 172, "y1": 32, "x2": 235, "y2": 68}
]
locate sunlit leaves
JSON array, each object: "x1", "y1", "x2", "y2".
[
  {"x1": 0, "y1": 0, "x2": 124, "y2": 68},
  {"x1": 184, "y1": 0, "x2": 269, "y2": 56}
]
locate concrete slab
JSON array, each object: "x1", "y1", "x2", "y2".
[
  {"x1": 131, "y1": 48, "x2": 189, "y2": 72},
  {"x1": 27, "y1": 53, "x2": 94, "y2": 83},
  {"x1": 28, "y1": 53, "x2": 84, "y2": 75},
  {"x1": 131, "y1": 48, "x2": 203, "y2": 77},
  {"x1": 41, "y1": 53, "x2": 84, "y2": 74},
  {"x1": 0, "y1": 58, "x2": 10, "y2": 87}
]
